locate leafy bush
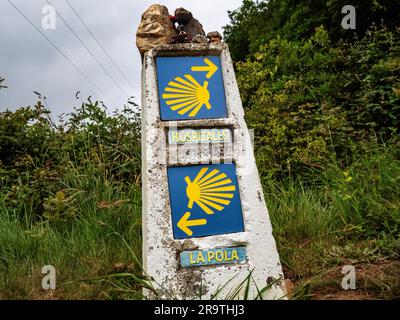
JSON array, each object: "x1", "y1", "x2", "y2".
[
  {"x1": 224, "y1": 0, "x2": 400, "y2": 61},
  {"x1": 236, "y1": 26, "x2": 400, "y2": 179},
  {"x1": 0, "y1": 99, "x2": 141, "y2": 222}
]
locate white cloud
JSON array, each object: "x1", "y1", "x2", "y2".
[{"x1": 0, "y1": 0, "x2": 242, "y2": 118}]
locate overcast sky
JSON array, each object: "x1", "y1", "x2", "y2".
[{"x1": 0, "y1": 0, "x2": 243, "y2": 118}]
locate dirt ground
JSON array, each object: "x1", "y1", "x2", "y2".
[{"x1": 285, "y1": 260, "x2": 400, "y2": 300}]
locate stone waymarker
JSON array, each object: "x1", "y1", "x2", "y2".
[{"x1": 141, "y1": 43, "x2": 285, "y2": 299}]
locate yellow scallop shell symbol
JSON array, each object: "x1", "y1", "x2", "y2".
[
  {"x1": 162, "y1": 74, "x2": 212, "y2": 117},
  {"x1": 185, "y1": 167, "x2": 236, "y2": 215}
]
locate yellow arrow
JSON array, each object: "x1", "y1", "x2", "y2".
[
  {"x1": 191, "y1": 58, "x2": 218, "y2": 79},
  {"x1": 177, "y1": 212, "x2": 207, "y2": 236}
]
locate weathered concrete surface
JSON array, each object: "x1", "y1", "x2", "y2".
[{"x1": 141, "y1": 43, "x2": 285, "y2": 299}]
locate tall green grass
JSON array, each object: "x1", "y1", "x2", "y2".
[
  {"x1": 0, "y1": 102, "x2": 398, "y2": 299},
  {"x1": 264, "y1": 141, "x2": 400, "y2": 244},
  {"x1": 1, "y1": 140, "x2": 399, "y2": 299},
  {"x1": 0, "y1": 166, "x2": 143, "y2": 299},
  {"x1": 260, "y1": 141, "x2": 400, "y2": 298},
  {"x1": 0, "y1": 102, "x2": 144, "y2": 299}
]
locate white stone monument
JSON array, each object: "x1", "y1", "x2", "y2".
[{"x1": 141, "y1": 43, "x2": 285, "y2": 299}]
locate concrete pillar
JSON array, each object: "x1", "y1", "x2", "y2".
[{"x1": 141, "y1": 43, "x2": 285, "y2": 299}]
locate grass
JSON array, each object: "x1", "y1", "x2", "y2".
[
  {"x1": 261, "y1": 141, "x2": 400, "y2": 299},
  {"x1": 1, "y1": 142, "x2": 399, "y2": 300},
  {"x1": 0, "y1": 103, "x2": 399, "y2": 299},
  {"x1": 0, "y1": 164, "x2": 143, "y2": 299},
  {"x1": 1, "y1": 142, "x2": 399, "y2": 299}
]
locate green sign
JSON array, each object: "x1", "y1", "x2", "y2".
[
  {"x1": 180, "y1": 247, "x2": 247, "y2": 268},
  {"x1": 168, "y1": 128, "x2": 232, "y2": 144}
]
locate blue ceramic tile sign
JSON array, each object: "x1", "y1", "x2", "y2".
[
  {"x1": 156, "y1": 56, "x2": 228, "y2": 121},
  {"x1": 167, "y1": 163, "x2": 244, "y2": 239},
  {"x1": 180, "y1": 247, "x2": 247, "y2": 268}
]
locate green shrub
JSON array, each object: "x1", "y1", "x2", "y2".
[
  {"x1": 236, "y1": 26, "x2": 400, "y2": 179},
  {"x1": 0, "y1": 99, "x2": 141, "y2": 222},
  {"x1": 224, "y1": 0, "x2": 400, "y2": 61}
]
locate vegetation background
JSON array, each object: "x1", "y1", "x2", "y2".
[{"x1": 1, "y1": 0, "x2": 399, "y2": 299}]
